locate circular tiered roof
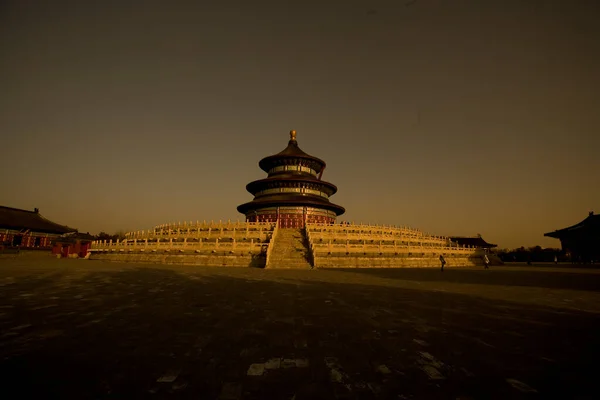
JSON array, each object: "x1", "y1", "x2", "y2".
[
  {"x1": 237, "y1": 130, "x2": 345, "y2": 218},
  {"x1": 258, "y1": 131, "x2": 326, "y2": 174}
]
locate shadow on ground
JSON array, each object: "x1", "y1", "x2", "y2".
[
  {"x1": 0, "y1": 263, "x2": 599, "y2": 399},
  {"x1": 330, "y1": 266, "x2": 600, "y2": 291}
]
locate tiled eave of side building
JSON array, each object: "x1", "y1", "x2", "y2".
[
  {"x1": 449, "y1": 236, "x2": 497, "y2": 248},
  {"x1": 0, "y1": 206, "x2": 77, "y2": 235},
  {"x1": 544, "y1": 212, "x2": 600, "y2": 239}
]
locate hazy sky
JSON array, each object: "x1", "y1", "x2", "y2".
[{"x1": 1, "y1": 0, "x2": 598, "y2": 249}]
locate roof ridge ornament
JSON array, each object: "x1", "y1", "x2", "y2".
[{"x1": 290, "y1": 130, "x2": 297, "y2": 142}]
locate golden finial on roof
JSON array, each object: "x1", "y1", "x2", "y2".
[{"x1": 290, "y1": 130, "x2": 297, "y2": 141}]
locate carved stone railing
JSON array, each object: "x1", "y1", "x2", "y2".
[
  {"x1": 305, "y1": 221, "x2": 479, "y2": 257},
  {"x1": 89, "y1": 237, "x2": 266, "y2": 254},
  {"x1": 264, "y1": 222, "x2": 280, "y2": 268},
  {"x1": 309, "y1": 235, "x2": 450, "y2": 247},
  {"x1": 125, "y1": 221, "x2": 276, "y2": 240},
  {"x1": 305, "y1": 227, "x2": 317, "y2": 267},
  {"x1": 306, "y1": 223, "x2": 458, "y2": 246},
  {"x1": 311, "y1": 241, "x2": 479, "y2": 256},
  {"x1": 306, "y1": 222, "x2": 427, "y2": 237}
]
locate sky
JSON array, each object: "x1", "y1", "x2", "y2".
[{"x1": 1, "y1": 0, "x2": 598, "y2": 249}]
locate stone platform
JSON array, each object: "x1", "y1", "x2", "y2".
[{"x1": 1, "y1": 259, "x2": 599, "y2": 399}]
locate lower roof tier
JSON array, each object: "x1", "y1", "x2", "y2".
[{"x1": 237, "y1": 194, "x2": 345, "y2": 216}]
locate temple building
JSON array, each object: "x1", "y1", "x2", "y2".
[
  {"x1": 544, "y1": 211, "x2": 600, "y2": 263},
  {"x1": 0, "y1": 206, "x2": 76, "y2": 249},
  {"x1": 450, "y1": 235, "x2": 497, "y2": 250},
  {"x1": 88, "y1": 130, "x2": 491, "y2": 269},
  {"x1": 237, "y1": 130, "x2": 345, "y2": 228}
]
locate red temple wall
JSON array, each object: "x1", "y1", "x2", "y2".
[
  {"x1": 52, "y1": 242, "x2": 91, "y2": 257},
  {"x1": 0, "y1": 232, "x2": 53, "y2": 248},
  {"x1": 245, "y1": 207, "x2": 336, "y2": 228}
]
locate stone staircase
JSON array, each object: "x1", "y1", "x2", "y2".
[
  {"x1": 267, "y1": 228, "x2": 313, "y2": 269},
  {"x1": 488, "y1": 253, "x2": 504, "y2": 265}
]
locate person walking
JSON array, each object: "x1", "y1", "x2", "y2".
[
  {"x1": 439, "y1": 254, "x2": 446, "y2": 272},
  {"x1": 554, "y1": 255, "x2": 558, "y2": 265},
  {"x1": 483, "y1": 254, "x2": 490, "y2": 269}
]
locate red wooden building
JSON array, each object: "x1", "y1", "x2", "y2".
[
  {"x1": 0, "y1": 206, "x2": 76, "y2": 250},
  {"x1": 51, "y1": 232, "x2": 95, "y2": 258}
]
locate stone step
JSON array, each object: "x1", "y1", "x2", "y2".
[
  {"x1": 270, "y1": 260, "x2": 309, "y2": 264},
  {"x1": 268, "y1": 229, "x2": 312, "y2": 268},
  {"x1": 272, "y1": 249, "x2": 306, "y2": 252},
  {"x1": 271, "y1": 248, "x2": 306, "y2": 252},
  {"x1": 268, "y1": 263, "x2": 312, "y2": 269}
]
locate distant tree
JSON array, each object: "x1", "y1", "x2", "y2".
[
  {"x1": 95, "y1": 230, "x2": 126, "y2": 242},
  {"x1": 497, "y1": 245, "x2": 562, "y2": 262},
  {"x1": 95, "y1": 232, "x2": 112, "y2": 241}
]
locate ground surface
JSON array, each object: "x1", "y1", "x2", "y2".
[{"x1": 1, "y1": 256, "x2": 599, "y2": 399}]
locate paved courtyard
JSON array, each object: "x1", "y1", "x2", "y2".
[{"x1": 1, "y1": 256, "x2": 599, "y2": 399}]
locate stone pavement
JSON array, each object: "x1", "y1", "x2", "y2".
[{"x1": 1, "y1": 257, "x2": 599, "y2": 399}]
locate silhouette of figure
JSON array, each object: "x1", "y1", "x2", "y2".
[
  {"x1": 439, "y1": 255, "x2": 446, "y2": 271},
  {"x1": 483, "y1": 254, "x2": 490, "y2": 269},
  {"x1": 554, "y1": 255, "x2": 558, "y2": 265}
]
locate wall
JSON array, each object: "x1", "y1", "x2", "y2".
[
  {"x1": 314, "y1": 255, "x2": 484, "y2": 268},
  {"x1": 0, "y1": 231, "x2": 54, "y2": 248},
  {"x1": 89, "y1": 252, "x2": 266, "y2": 267},
  {"x1": 52, "y1": 241, "x2": 91, "y2": 258}
]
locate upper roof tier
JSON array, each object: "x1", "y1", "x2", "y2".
[{"x1": 258, "y1": 131, "x2": 326, "y2": 174}]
